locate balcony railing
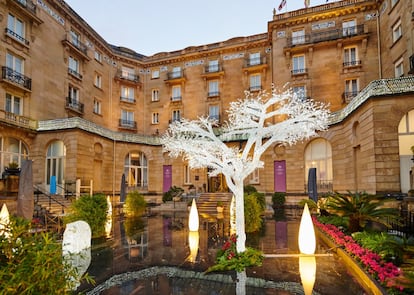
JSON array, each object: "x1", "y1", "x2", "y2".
[
  {"x1": 5, "y1": 28, "x2": 29, "y2": 46},
  {"x1": 68, "y1": 68, "x2": 83, "y2": 80},
  {"x1": 1, "y1": 66, "x2": 31, "y2": 90},
  {"x1": 62, "y1": 34, "x2": 89, "y2": 60},
  {"x1": 119, "y1": 119, "x2": 137, "y2": 129},
  {"x1": 208, "y1": 91, "x2": 220, "y2": 97},
  {"x1": 170, "y1": 96, "x2": 182, "y2": 102},
  {"x1": 244, "y1": 56, "x2": 266, "y2": 67},
  {"x1": 115, "y1": 70, "x2": 140, "y2": 83},
  {"x1": 0, "y1": 109, "x2": 37, "y2": 129},
  {"x1": 291, "y1": 68, "x2": 308, "y2": 76},
  {"x1": 287, "y1": 24, "x2": 365, "y2": 47},
  {"x1": 343, "y1": 60, "x2": 362, "y2": 67},
  {"x1": 120, "y1": 96, "x2": 136, "y2": 103},
  {"x1": 13, "y1": 0, "x2": 36, "y2": 15},
  {"x1": 166, "y1": 70, "x2": 184, "y2": 80},
  {"x1": 249, "y1": 86, "x2": 262, "y2": 92},
  {"x1": 65, "y1": 97, "x2": 84, "y2": 114},
  {"x1": 204, "y1": 64, "x2": 222, "y2": 73},
  {"x1": 342, "y1": 91, "x2": 359, "y2": 103}
]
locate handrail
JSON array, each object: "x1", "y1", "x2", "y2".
[{"x1": 34, "y1": 184, "x2": 66, "y2": 214}]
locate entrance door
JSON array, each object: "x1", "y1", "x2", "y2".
[{"x1": 274, "y1": 160, "x2": 286, "y2": 192}]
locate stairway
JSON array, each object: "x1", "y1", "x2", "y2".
[{"x1": 195, "y1": 192, "x2": 233, "y2": 213}]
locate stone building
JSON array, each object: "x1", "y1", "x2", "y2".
[{"x1": 0, "y1": 0, "x2": 413, "y2": 200}]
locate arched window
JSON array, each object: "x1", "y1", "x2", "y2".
[
  {"x1": 46, "y1": 140, "x2": 66, "y2": 189},
  {"x1": 124, "y1": 152, "x2": 148, "y2": 188},
  {"x1": 304, "y1": 138, "x2": 333, "y2": 192},
  {"x1": 398, "y1": 110, "x2": 414, "y2": 192},
  {"x1": 0, "y1": 137, "x2": 29, "y2": 176}
]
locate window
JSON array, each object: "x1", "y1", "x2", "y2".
[
  {"x1": 345, "y1": 79, "x2": 358, "y2": 100},
  {"x1": 343, "y1": 47, "x2": 359, "y2": 66},
  {"x1": 249, "y1": 168, "x2": 260, "y2": 184},
  {"x1": 171, "y1": 85, "x2": 181, "y2": 101},
  {"x1": 121, "y1": 86, "x2": 135, "y2": 103},
  {"x1": 68, "y1": 56, "x2": 81, "y2": 78},
  {"x1": 6, "y1": 52, "x2": 23, "y2": 74},
  {"x1": 121, "y1": 110, "x2": 135, "y2": 127},
  {"x1": 249, "y1": 74, "x2": 261, "y2": 91},
  {"x1": 152, "y1": 112, "x2": 159, "y2": 124},
  {"x1": 0, "y1": 137, "x2": 29, "y2": 177},
  {"x1": 208, "y1": 60, "x2": 219, "y2": 72},
  {"x1": 94, "y1": 73, "x2": 102, "y2": 88},
  {"x1": 7, "y1": 13, "x2": 26, "y2": 44},
  {"x1": 184, "y1": 165, "x2": 192, "y2": 184},
  {"x1": 292, "y1": 55, "x2": 306, "y2": 75},
  {"x1": 124, "y1": 152, "x2": 148, "y2": 188},
  {"x1": 151, "y1": 69, "x2": 160, "y2": 79},
  {"x1": 171, "y1": 66, "x2": 181, "y2": 79},
  {"x1": 94, "y1": 51, "x2": 102, "y2": 63},
  {"x1": 249, "y1": 52, "x2": 261, "y2": 66},
  {"x1": 6, "y1": 93, "x2": 22, "y2": 115},
  {"x1": 342, "y1": 19, "x2": 357, "y2": 36},
  {"x1": 152, "y1": 89, "x2": 160, "y2": 101},
  {"x1": 304, "y1": 138, "x2": 333, "y2": 192},
  {"x1": 209, "y1": 105, "x2": 220, "y2": 121},
  {"x1": 93, "y1": 99, "x2": 101, "y2": 114},
  {"x1": 68, "y1": 85, "x2": 79, "y2": 104},
  {"x1": 208, "y1": 80, "x2": 219, "y2": 97},
  {"x1": 292, "y1": 29, "x2": 305, "y2": 45},
  {"x1": 392, "y1": 19, "x2": 402, "y2": 43},
  {"x1": 46, "y1": 140, "x2": 65, "y2": 191},
  {"x1": 292, "y1": 86, "x2": 307, "y2": 101},
  {"x1": 70, "y1": 29, "x2": 81, "y2": 47},
  {"x1": 395, "y1": 57, "x2": 404, "y2": 77},
  {"x1": 172, "y1": 110, "x2": 181, "y2": 122}
]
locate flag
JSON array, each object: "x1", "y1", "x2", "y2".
[
  {"x1": 304, "y1": 0, "x2": 310, "y2": 8},
  {"x1": 278, "y1": 0, "x2": 286, "y2": 11}
]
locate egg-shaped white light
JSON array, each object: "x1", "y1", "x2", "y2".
[
  {"x1": 298, "y1": 203, "x2": 316, "y2": 255},
  {"x1": 188, "y1": 198, "x2": 199, "y2": 232}
]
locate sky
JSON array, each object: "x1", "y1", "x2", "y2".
[{"x1": 65, "y1": 0, "x2": 339, "y2": 56}]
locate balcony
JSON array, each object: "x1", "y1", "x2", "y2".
[
  {"x1": 120, "y1": 96, "x2": 136, "y2": 104},
  {"x1": 119, "y1": 119, "x2": 137, "y2": 130},
  {"x1": 201, "y1": 64, "x2": 224, "y2": 79},
  {"x1": 342, "y1": 91, "x2": 359, "y2": 103},
  {"x1": 343, "y1": 60, "x2": 362, "y2": 67},
  {"x1": 242, "y1": 57, "x2": 268, "y2": 73},
  {"x1": 7, "y1": 0, "x2": 42, "y2": 25},
  {"x1": 65, "y1": 97, "x2": 84, "y2": 114},
  {"x1": 291, "y1": 68, "x2": 308, "y2": 76},
  {"x1": 5, "y1": 28, "x2": 29, "y2": 46},
  {"x1": 68, "y1": 68, "x2": 83, "y2": 80},
  {"x1": 0, "y1": 109, "x2": 37, "y2": 130},
  {"x1": 114, "y1": 70, "x2": 141, "y2": 85},
  {"x1": 287, "y1": 25, "x2": 365, "y2": 47},
  {"x1": 1, "y1": 66, "x2": 31, "y2": 91},
  {"x1": 62, "y1": 34, "x2": 90, "y2": 61},
  {"x1": 165, "y1": 70, "x2": 186, "y2": 85},
  {"x1": 170, "y1": 96, "x2": 182, "y2": 105},
  {"x1": 207, "y1": 91, "x2": 220, "y2": 98},
  {"x1": 249, "y1": 86, "x2": 262, "y2": 92}
]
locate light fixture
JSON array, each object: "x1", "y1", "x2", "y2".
[
  {"x1": 188, "y1": 198, "x2": 199, "y2": 232},
  {"x1": 0, "y1": 204, "x2": 10, "y2": 238}
]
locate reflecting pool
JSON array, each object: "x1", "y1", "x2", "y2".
[{"x1": 78, "y1": 208, "x2": 367, "y2": 295}]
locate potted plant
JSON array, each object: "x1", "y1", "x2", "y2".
[
  {"x1": 4, "y1": 161, "x2": 20, "y2": 176},
  {"x1": 216, "y1": 201, "x2": 224, "y2": 213}
]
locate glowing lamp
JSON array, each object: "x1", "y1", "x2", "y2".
[
  {"x1": 105, "y1": 196, "x2": 113, "y2": 237},
  {"x1": 299, "y1": 255, "x2": 316, "y2": 295},
  {"x1": 230, "y1": 195, "x2": 236, "y2": 235},
  {"x1": 298, "y1": 203, "x2": 316, "y2": 255},
  {"x1": 188, "y1": 230, "x2": 199, "y2": 263},
  {"x1": 188, "y1": 198, "x2": 199, "y2": 232}
]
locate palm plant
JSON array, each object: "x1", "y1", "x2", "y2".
[{"x1": 325, "y1": 191, "x2": 400, "y2": 233}]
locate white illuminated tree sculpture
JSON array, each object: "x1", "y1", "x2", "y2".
[{"x1": 162, "y1": 88, "x2": 329, "y2": 255}]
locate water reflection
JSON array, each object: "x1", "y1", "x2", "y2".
[{"x1": 79, "y1": 208, "x2": 366, "y2": 295}]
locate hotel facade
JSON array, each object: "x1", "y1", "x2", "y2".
[{"x1": 0, "y1": 0, "x2": 413, "y2": 199}]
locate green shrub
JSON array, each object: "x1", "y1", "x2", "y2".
[
  {"x1": 162, "y1": 186, "x2": 184, "y2": 203},
  {"x1": 244, "y1": 185, "x2": 257, "y2": 195},
  {"x1": 317, "y1": 215, "x2": 348, "y2": 228},
  {"x1": 0, "y1": 216, "x2": 93, "y2": 294},
  {"x1": 65, "y1": 194, "x2": 108, "y2": 238},
  {"x1": 272, "y1": 192, "x2": 286, "y2": 207},
  {"x1": 124, "y1": 216, "x2": 146, "y2": 240},
  {"x1": 244, "y1": 194, "x2": 264, "y2": 233},
  {"x1": 124, "y1": 191, "x2": 147, "y2": 217}
]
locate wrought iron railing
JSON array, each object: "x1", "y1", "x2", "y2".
[{"x1": 1, "y1": 66, "x2": 32, "y2": 90}]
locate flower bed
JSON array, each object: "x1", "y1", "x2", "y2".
[{"x1": 313, "y1": 217, "x2": 405, "y2": 294}]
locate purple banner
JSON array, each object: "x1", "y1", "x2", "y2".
[{"x1": 274, "y1": 160, "x2": 286, "y2": 192}]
